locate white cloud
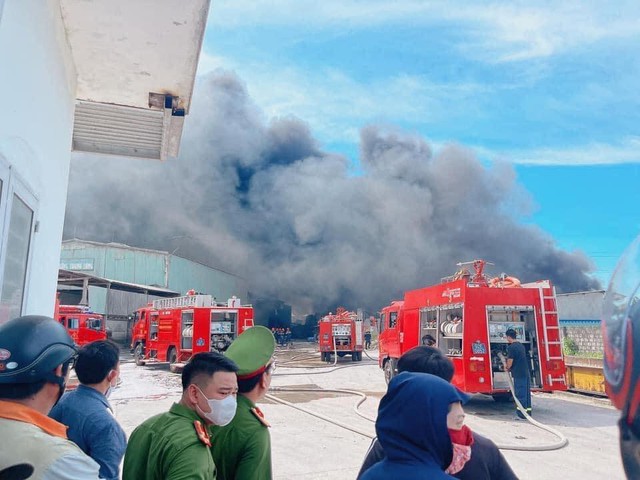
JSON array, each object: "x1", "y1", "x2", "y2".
[
  {"x1": 477, "y1": 137, "x2": 640, "y2": 165},
  {"x1": 207, "y1": 1, "x2": 640, "y2": 62}
]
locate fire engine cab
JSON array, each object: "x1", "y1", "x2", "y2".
[
  {"x1": 318, "y1": 307, "x2": 364, "y2": 362},
  {"x1": 57, "y1": 304, "x2": 107, "y2": 347},
  {"x1": 378, "y1": 260, "x2": 567, "y2": 400},
  {"x1": 130, "y1": 292, "x2": 253, "y2": 372}
]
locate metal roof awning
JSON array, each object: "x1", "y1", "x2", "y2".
[
  {"x1": 58, "y1": 269, "x2": 179, "y2": 297},
  {"x1": 61, "y1": 0, "x2": 211, "y2": 160}
]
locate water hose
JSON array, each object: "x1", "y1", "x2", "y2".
[{"x1": 494, "y1": 353, "x2": 569, "y2": 451}]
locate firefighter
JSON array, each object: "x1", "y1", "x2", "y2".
[
  {"x1": 505, "y1": 328, "x2": 531, "y2": 419},
  {"x1": 122, "y1": 352, "x2": 239, "y2": 479},
  {"x1": 210, "y1": 326, "x2": 277, "y2": 480},
  {"x1": 0, "y1": 316, "x2": 101, "y2": 478}
]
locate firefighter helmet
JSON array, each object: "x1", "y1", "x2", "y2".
[
  {"x1": 0, "y1": 315, "x2": 77, "y2": 384},
  {"x1": 602, "y1": 233, "x2": 640, "y2": 478}
]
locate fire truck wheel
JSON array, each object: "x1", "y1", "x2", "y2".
[
  {"x1": 351, "y1": 353, "x2": 358, "y2": 362},
  {"x1": 357, "y1": 351, "x2": 363, "y2": 361},
  {"x1": 167, "y1": 347, "x2": 178, "y2": 369},
  {"x1": 134, "y1": 343, "x2": 145, "y2": 366},
  {"x1": 384, "y1": 358, "x2": 397, "y2": 385}
]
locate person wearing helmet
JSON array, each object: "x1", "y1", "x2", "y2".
[
  {"x1": 0, "y1": 315, "x2": 100, "y2": 479},
  {"x1": 602, "y1": 234, "x2": 640, "y2": 479}
]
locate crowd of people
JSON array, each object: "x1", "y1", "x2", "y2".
[
  {"x1": 270, "y1": 327, "x2": 291, "y2": 348},
  {"x1": 0, "y1": 303, "x2": 637, "y2": 479}
]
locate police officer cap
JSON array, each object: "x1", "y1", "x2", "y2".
[
  {"x1": 0, "y1": 316, "x2": 76, "y2": 384},
  {"x1": 225, "y1": 326, "x2": 275, "y2": 379}
]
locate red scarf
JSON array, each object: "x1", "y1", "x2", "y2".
[{"x1": 446, "y1": 425, "x2": 474, "y2": 474}]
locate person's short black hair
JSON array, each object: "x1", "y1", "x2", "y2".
[
  {"x1": 397, "y1": 346, "x2": 455, "y2": 382},
  {"x1": 505, "y1": 329, "x2": 517, "y2": 339},
  {"x1": 75, "y1": 340, "x2": 120, "y2": 384},
  {"x1": 238, "y1": 373, "x2": 264, "y2": 394},
  {"x1": 182, "y1": 352, "x2": 238, "y2": 390},
  {"x1": 0, "y1": 358, "x2": 72, "y2": 400},
  {"x1": 422, "y1": 334, "x2": 436, "y2": 345}
]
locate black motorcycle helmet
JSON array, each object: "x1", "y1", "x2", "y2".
[
  {"x1": 602, "y1": 234, "x2": 640, "y2": 479},
  {"x1": 0, "y1": 316, "x2": 76, "y2": 385}
]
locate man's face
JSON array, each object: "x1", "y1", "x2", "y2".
[
  {"x1": 200, "y1": 371, "x2": 238, "y2": 401},
  {"x1": 447, "y1": 401, "x2": 466, "y2": 430}
]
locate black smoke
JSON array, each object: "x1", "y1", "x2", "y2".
[{"x1": 64, "y1": 70, "x2": 600, "y2": 313}]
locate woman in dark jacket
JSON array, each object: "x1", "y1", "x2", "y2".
[{"x1": 360, "y1": 372, "x2": 468, "y2": 480}]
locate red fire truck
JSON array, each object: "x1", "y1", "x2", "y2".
[
  {"x1": 57, "y1": 304, "x2": 108, "y2": 347},
  {"x1": 130, "y1": 292, "x2": 254, "y2": 372},
  {"x1": 318, "y1": 307, "x2": 364, "y2": 362},
  {"x1": 378, "y1": 260, "x2": 567, "y2": 400}
]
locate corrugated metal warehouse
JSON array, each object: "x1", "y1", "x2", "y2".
[{"x1": 59, "y1": 239, "x2": 248, "y2": 341}]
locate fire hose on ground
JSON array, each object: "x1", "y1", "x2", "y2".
[
  {"x1": 494, "y1": 353, "x2": 569, "y2": 451},
  {"x1": 269, "y1": 345, "x2": 569, "y2": 453}
]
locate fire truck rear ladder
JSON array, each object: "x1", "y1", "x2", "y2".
[{"x1": 538, "y1": 286, "x2": 566, "y2": 386}]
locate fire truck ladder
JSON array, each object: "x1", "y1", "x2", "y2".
[{"x1": 538, "y1": 286, "x2": 566, "y2": 387}]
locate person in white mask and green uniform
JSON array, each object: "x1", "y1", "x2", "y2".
[
  {"x1": 123, "y1": 352, "x2": 239, "y2": 480},
  {"x1": 210, "y1": 326, "x2": 277, "y2": 480}
]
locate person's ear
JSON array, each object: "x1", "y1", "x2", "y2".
[{"x1": 186, "y1": 384, "x2": 199, "y2": 405}]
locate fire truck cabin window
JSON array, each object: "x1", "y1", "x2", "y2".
[
  {"x1": 379, "y1": 313, "x2": 386, "y2": 331},
  {"x1": 389, "y1": 312, "x2": 398, "y2": 328},
  {"x1": 87, "y1": 317, "x2": 102, "y2": 330}
]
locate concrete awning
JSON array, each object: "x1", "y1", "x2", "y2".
[{"x1": 60, "y1": 0, "x2": 211, "y2": 160}]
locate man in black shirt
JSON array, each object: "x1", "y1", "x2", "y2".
[{"x1": 505, "y1": 329, "x2": 531, "y2": 419}]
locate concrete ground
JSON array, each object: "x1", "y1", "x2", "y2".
[{"x1": 110, "y1": 343, "x2": 625, "y2": 480}]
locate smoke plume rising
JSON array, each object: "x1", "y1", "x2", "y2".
[{"x1": 64, "y1": 71, "x2": 600, "y2": 313}]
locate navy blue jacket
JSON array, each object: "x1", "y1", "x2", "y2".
[
  {"x1": 360, "y1": 372, "x2": 463, "y2": 480},
  {"x1": 50, "y1": 385, "x2": 127, "y2": 480}
]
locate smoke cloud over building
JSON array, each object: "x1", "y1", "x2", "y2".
[{"x1": 64, "y1": 71, "x2": 600, "y2": 313}]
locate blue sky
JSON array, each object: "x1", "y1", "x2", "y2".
[{"x1": 199, "y1": 1, "x2": 640, "y2": 285}]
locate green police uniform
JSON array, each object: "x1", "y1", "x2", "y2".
[
  {"x1": 123, "y1": 403, "x2": 216, "y2": 480},
  {"x1": 210, "y1": 326, "x2": 276, "y2": 480}
]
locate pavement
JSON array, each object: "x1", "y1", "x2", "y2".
[{"x1": 109, "y1": 343, "x2": 625, "y2": 480}]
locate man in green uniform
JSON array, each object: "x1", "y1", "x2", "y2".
[
  {"x1": 210, "y1": 326, "x2": 276, "y2": 480},
  {"x1": 123, "y1": 352, "x2": 239, "y2": 480}
]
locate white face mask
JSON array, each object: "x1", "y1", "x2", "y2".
[
  {"x1": 105, "y1": 370, "x2": 118, "y2": 399},
  {"x1": 196, "y1": 386, "x2": 237, "y2": 426}
]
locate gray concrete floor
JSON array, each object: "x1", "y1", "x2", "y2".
[{"x1": 110, "y1": 343, "x2": 625, "y2": 480}]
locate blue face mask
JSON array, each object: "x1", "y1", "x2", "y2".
[{"x1": 196, "y1": 386, "x2": 237, "y2": 426}]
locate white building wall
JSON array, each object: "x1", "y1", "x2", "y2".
[{"x1": 0, "y1": 0, "x2": 76, "y2": 318}]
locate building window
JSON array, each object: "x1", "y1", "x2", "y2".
[{"x1": 0, "y1": 159, "x2": 38, "y2": 324}]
